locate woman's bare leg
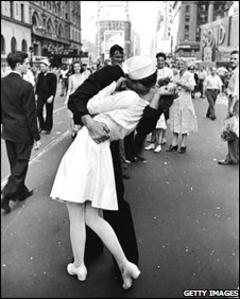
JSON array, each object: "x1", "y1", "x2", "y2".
[
  {"x1": 66, "y1": 202, "x2": 87, "y2": 281},
  {"x1": 85, "y1": 202, "x2": 140, "y2": 289}
]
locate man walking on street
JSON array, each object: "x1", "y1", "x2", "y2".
[
  {"x1": 218, "y1": 50, "x2": 239, "y2": 165},
  {"x1": 35, "y1": 60, "x2": 57, "y2": 134},
  {"x1": 1, "y1": 51, "x2": 41, "y2": 213},
  {"x1": 204, "y1": 67, "x2": 223, "y2": 120}
]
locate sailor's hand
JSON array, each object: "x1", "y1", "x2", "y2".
[{"x1": 87, "y1": 119, "x2": 110, "y2": 144}]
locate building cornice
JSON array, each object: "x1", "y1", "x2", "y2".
[
  {"x1": 30, "y1": 2, "x2": 81, "y2": 30},
  {"x1": 1, "y1": 15, "x2": 32, "y2": 29}
]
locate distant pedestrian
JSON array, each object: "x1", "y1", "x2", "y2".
[
  {"x1": 167, "y1": 59, "x2": 198, "y2": 154},
  {"x1": 1, "y1": 51, "x2": 41, "y2": 213},
  {"x1": 35, "y1": 59, "x2": 57, "y2": 134},
  {"x1": 65, "y1": 61, "x2": 91, "y2": 139},
  {"x1": 204, "y1": 67, "x2": 223, "y2": 120},
  {"x1": 60, "y1": 66, "x2": 69, "y2": 96},
  {"x1": 145, "y1": 52, "x2": 174, "y2": 152},
  {"x1": 104, "y1": 58, "x2": 111, "y2": 67},
  {"x1": 188, "y1": 65, "x2": 198, "y2": 99},
  {"x1": 197, "y1": 67, "x2": 208, "y2": 98},
  {"x1": 23, "y1": 67, "x2": 35, "y2": 87},
  {"x1": 218, "y1": 50, "x2": 239, "y2": 166}
]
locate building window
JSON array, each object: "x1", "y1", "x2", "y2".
[
  {"x1": 184, "y1": 33, "x2": 189, "y2": 41},
  {"x1": 185, "y1": 5, "x2": 190, "y2": 13},
  {"x1": 32, "y1": 13, "x2": 38, "y2": 27},
  {"x1": 1, "y1": 35, "x2": 5, "y2": 54},
  {"x1": 21, "y1": 4, "x2": 24, "y2": 22},
  {"x1": 16, "y1": 3, "x2": 18, "y2": 16},
  {"x1": 33, "y1": 42, "x2": 39, "y2": 55},
  {"x1": 11, "y1": 37, "x2": 17, "y2": 52},
  {"x1": 200, "y1": 14, "x2": 207, "y2": 24},
  {"x1": 10, "y1": 1, "x2": 14, "y2": 18},
  {"x1": 59, "y1": 25, "x2": 64, "y2": 38},
  {"x1": 201, "y1": 4, "x2": 206, "y2": 12},
  {"x1": 185, "y1": 24, "x2": 189, "y2": 31},
  {"x1": 21, "y1": 39, "x2": 27, "y2": 52},
  {"x1": 185, "y1": 16, "x2": 190, "y2": 22}
]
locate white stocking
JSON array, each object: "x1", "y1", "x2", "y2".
[{"x1": 66, "y1": 202, "x2": 86, "y2": 267}]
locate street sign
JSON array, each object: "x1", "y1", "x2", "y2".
[{"x1": 45, "y1": 49, "x2": 79, "y2": 57}]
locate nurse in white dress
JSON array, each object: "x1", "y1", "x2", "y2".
[
  {"x1": 50, "y1": 56, "x2": 166, "y2": 289},
  {"x1": 167, "y1": 59, "x2": 198, "y2": 153}
]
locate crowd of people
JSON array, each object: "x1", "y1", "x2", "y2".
[{"x1": 1, "y1": 45, "x2": 239, "y2": 290}]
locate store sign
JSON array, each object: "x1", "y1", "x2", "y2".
[
  {"x1": 202, "y1": 29, "x2": 214, "y2": 47},
  {"x1": 202, "y1": 20, "x2": 228, "y2": 48},
  {"x1": 218, "y1": 25, "x2": 226, "y2": 45},
  {"x1": 203, "y1": 47, "x2": 213, "y2": 62},
  {"x1": 46, "y1": 49, "x2": 79, "y2": 57},
  {"x1": 201, "y1": 18, "x2": 230, "y2": 62}
]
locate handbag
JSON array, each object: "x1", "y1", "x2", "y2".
[{"x1": 220, "y1": 115, "x2": 239, "y2": 142}]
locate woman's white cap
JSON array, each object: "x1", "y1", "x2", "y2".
[
  {"x1": 124, "y1": 56, "x2": 156, "y2": 80},
  {"x1": 40, "y1": 59, "x2": 50, "y2": 67}
]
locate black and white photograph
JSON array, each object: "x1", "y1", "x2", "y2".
[{"x1": 1, "y1": 1, "x2": 239, "y2": 298}]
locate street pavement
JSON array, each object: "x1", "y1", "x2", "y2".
[{"x1": 1, "y1": 89, "x2": 239, "y2": 298}]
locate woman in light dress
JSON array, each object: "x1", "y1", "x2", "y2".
[
  {"x1": 50, "y1": 56, "x2": 173, "y2": 289},
  {"x1": 65, "y1": 61, "x2": 91, "y2": 138},
  {"x1": 167, "y1": 59, "x2": 198, "y2": 153}
]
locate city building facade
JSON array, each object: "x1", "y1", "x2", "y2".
[
  {"x1": 155, "y1": 1, "x2": 174, "y2": 54},
  {"x1": 1, "y1": 1, "x2": 31, "y2": 68},
  {"x1": 1, "y1": 1, "x2": 82, "y2": 68},
  {"x1": 30, "y1": 1, "x2": 81, "y2": 66},
  {"x1": 171, "y1": 1, "x2": 233, "y2": 59},
  {"x1": 200, "y1": 6, "x2": 239, "y2": 66},
  {"x1": 96, "y1": 1, "x2": 131, "y2": 61}
]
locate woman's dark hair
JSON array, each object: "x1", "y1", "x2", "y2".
[
  {"x1": 7, "y1": 51, "x2": 28, "y2": 70},
  {"x1": 80, "y1": 63, "x2": 87, "y2": 73},
  {"x1": 134, "y1": 70, "x2": 157, "y2": 88}
]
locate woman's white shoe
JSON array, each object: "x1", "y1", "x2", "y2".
[
  {"x1": 67, "y1": 263, "x2": 87, "y2": 281},
  {"x1": 145, "y1": 143, "x2": 155, "y2": 151},
  {"x1": 120, "y1": 262, "x2": 141, "y2": 290},
  {"x1": 154, "y1": 145, "x2": 162, "y2": 153}
]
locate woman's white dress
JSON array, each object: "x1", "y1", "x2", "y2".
[
  {"x1": 50, "y1": 82, "x2": 148, "y2": 210},
  {"x1": 169, "y1": 71, "x2": 198, "y2": 134}
]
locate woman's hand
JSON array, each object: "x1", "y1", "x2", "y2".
[
  {"x1": 159, "y1": 83, "x2": 177, "y2": 96},
  {"x1": 115, "y1": 77, "x2": 127, "y2": 91},
  {"x1": 46, "y1": 95, "x2": 54, "y2": 103}
]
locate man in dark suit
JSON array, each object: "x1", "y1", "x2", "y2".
[
  {"x1": 68, "y1": 45, "x2": 169, "y2": 266},
  {"x1": 1, "y1": 51, "x2": 41, "y2": 213},
  {"x1": 35, "y1": 60, "x2": 57, "y2": 134}
]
